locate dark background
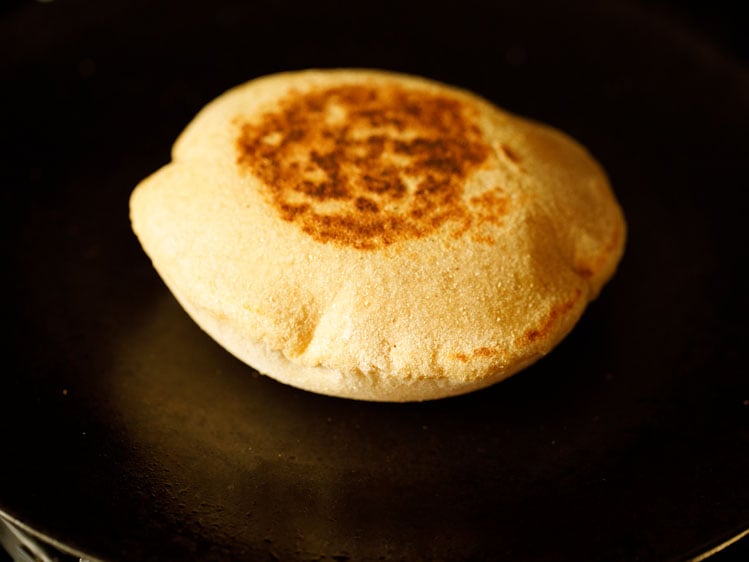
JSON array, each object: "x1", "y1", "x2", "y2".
[{"x1": 1, "y1": 1, "x2": 747, "y2": 561}]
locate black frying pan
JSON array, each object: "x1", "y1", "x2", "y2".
[{"x1": 1, "y1": 0, "x2": 747, "y2": 560}]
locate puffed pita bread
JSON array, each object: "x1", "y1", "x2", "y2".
[{"x1": 130, "y1": 69, "x2": 626, "y2": 401}]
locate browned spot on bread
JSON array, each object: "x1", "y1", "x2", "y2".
[
  {"x1": 498, "y1": 143, "x2": 521, "y2": 164},
  {"x1": 453, "y1": 346, "x2": 498, "y2": 362},
  {"x1": 524, "y1": 289, "x2": 582, "y2": 343},
  {"x1": 454, "y1": 187, "x2": 510, "y2": 244},
  {"x1": 473, "y1": 346, "x2": 496, "y2": 357},
  {"x1": 471, "y1": 233, "x2": 496, "y2": 245},
  {"x1": 574, "y1": 265, "x2": 595, "y2": 278},
  {"x1": 470, "y1": 189, "x2": 509, "y2": 227},
  {"x1": 236, "y1": 83, "x2": 503, "y2": 249}
]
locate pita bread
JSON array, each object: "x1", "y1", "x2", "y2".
[{"x1": 130, "y1": 69, "x2": 625, "y2": 401}]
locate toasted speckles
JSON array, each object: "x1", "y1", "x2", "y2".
[
  {"x1": 474, "y1": 346, "x2": 496, "y2": 357},
  {"x1": 523, "y1": 289, "x2": 582, "y2": 344},
  {"x1": 235, "y1": 83, "x2": 494, "y2": 249},
  {"x1": 471, "y1": 233, "x2": 496, "y2": 245},
  {"x1": 454, "y1": 187, "x2": 511, "y2": 244},
  {"x1": 355, "y1": 197, "x2": 380, "y2": 213},
  {"x1": 454, "y1": 346, "x2": 500, "y2": 363},
  {"x1": 470, "y1": 188, "x2": 510, "y2": 227}
]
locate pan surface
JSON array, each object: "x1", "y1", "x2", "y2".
[{"x1": 1, "y1": 0, "x2": 747, "y2": 560}]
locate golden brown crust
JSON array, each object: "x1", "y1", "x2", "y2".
[
  {"x1": 130, "y1": 69, "x2": 626, "y2": 401},
  {"x1": 234, "y1": 83, "x2": 494, "y2": 250}
]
